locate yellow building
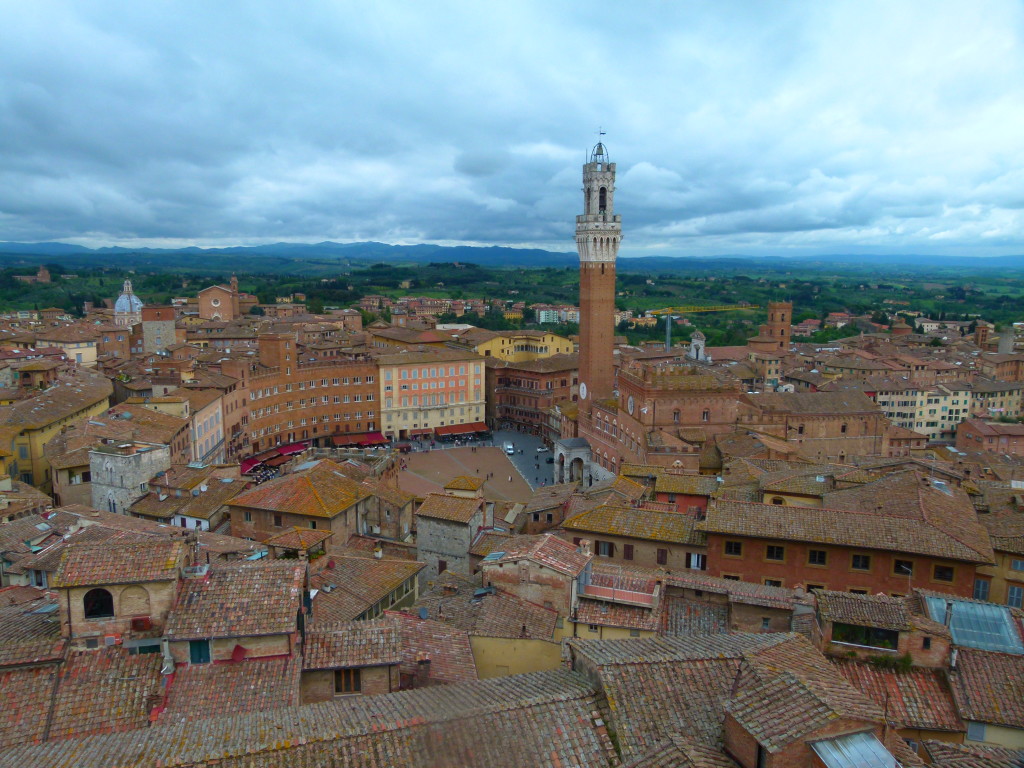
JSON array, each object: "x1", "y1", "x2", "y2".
[
  {"x1": 0, "y1": 368, "x2": 112, "y2": 492},
  {"x1": 469, "y1": 330, "x2": 574, "y2": 363}
]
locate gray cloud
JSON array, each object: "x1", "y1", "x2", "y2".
[{"x1": 1, "y1": 1, "x2": 1023, "y2": 256}]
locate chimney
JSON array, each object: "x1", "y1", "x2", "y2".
[{"x1": 414, "y1": 652, "x2": 431, "y2": 688}]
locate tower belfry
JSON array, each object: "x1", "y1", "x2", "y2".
[{"x1": 576, "y1": 139, "x2": 621, "y2": 413}]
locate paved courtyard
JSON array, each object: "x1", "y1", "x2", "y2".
[{"x1": 396, "y1": 445, "x2": 534, "y2": 502}]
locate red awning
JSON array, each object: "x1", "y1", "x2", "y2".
[
  {"x1": 331, "y1": 434, "x2": 362, "y2": 446},
  {"x1": 358, "y1": 431, "x2": 388, "y2": 446},
  {"x1": 409, "y1": 428, "x2": 433, "y2": 436},
  {"x1": 435, "y1": 421, "x2": 488, "y2": 436},
  {"x1": 278, "y1": 441, "x2": 309, "y2": 456},
  {"x1": 240, "y1": 457, "x2": 262, "y2": 474},
  {"x1": 263, "y1": 455, "x2": 291, "y2": 468}
]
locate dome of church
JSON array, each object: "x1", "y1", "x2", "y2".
[
  {"x1": 114, "y1": 279, "x2": 143, "y2": 315},
  {"x1": 114, "y1": 293, "x2": 144, "y2": 313}
]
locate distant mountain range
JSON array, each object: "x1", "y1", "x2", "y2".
[{"x1": 2, "y1": 240, "x2": 1024, "y2": 274}]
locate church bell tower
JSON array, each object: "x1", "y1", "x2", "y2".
[{"x1": 576, "y1": 140, "x2": 621, "y2": 414}]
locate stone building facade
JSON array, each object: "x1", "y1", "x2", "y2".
[{"x1": 89, "y1": 441, "x2": 171, "y2": 516}]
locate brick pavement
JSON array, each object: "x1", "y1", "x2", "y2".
[{"x1": 396, "y1": 447, "x2": 533, "y2": 502}]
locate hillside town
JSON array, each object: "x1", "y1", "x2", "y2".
[{"x1": 0, "y1": 147, "x2": 1021, "y2": 768}]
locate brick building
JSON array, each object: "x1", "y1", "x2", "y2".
[
  {"x1": 701, "y1": 473, "x2": 993, "y2": 598},
  {"x1": 245, "y1": 334, "x2": 379, "y2": 452}
]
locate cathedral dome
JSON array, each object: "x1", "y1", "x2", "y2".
[
  {"x1": 114, "y1": 279, "x2": 143, "y2": 315},
  {"x1": 114, "y1": 293, "x2": 143, "y2": 313}
]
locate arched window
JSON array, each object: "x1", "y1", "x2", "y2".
[
  {"x1": 83, "y1": 588, "x2": 114, "y2": 620},
  {"x1": 702, "y1": 410, "x2": 710, "y2": 422},
  {"x1": 673, "y1": 410, "x2": 680, "y2": 424},
  {"x1": 599, "y1": 187, "x2": 607, "y2": 212}
]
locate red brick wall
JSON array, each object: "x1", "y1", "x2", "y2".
[
  {"x1": 578, "y1": 262, "x2": 616, "y2": 408},
  {"x1": 706, "y1": 534, "x2": 975, "y2": 597}
]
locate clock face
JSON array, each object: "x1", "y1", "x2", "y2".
[
  {"x1": 579, "y1": 382, "x2": 588, "y2": 400},
  {"x1": 627, "y1": 395, "x2": 635, "y2": 415}
]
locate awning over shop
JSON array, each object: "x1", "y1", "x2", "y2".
[
  {"x1": 331, "y1": 434, "x2": 362, "y2": 447},
  {"x1": 358, "y1": 431, "x2": 388, "y2": 446},
  {"x1": 278, "y1": 441, "x2": 310, "y2": 456},
  {"x1": 434, "y1": 421, "x2": 488, "y2": 436},
  {"x1": 263, "y1": 455, "x2": 291, "y2": 468},
  {"x1": 409, "y1": 428, "x2": 433, "y2": 436}
]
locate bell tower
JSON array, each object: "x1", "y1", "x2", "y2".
[{"x1": 576, "y1": 140, "x2": 621, "y2": 414}]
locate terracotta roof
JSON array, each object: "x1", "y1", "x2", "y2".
[
  {"x1": 443, "y1": 475, "x2": 484, "y2": 492},
  {"x1": 726, "y1": 635, "x2": 884, "y2": 752},
  {"x1": 831, "y1": 660, "x2": 964, "y2": 732},
  {"x1": 563, "y1": 502, "x2": 705, "y2": 546},
  {"x1": 624, "y1": 735, "x2": 740, "y2": 768},
  {"x1": 0, "y1": 590, "x2": 65, "y2": 668},
  {"x1": 310, "y1": 557, "x2": 425, "y2": 624},
  {"x1": 523, "y1": 482, "x2": 578, "y2": 514},
  {"x1": 0, "y1": 668, "x2": 615, "y2": 768},
  {"x1": 52, "y1": 540, "x2": 185, "y2": 587},
  {"x1": 822, "y1": 470, "x2": 993, "y2": 563},
  {"x1": 568, "y1": 633, "x2": 791, "y2": 758},
  {"x1": 160, "y1": 657, "x2": 300, "y2": 723},
  {"x1": 386, "y1": 610, "x2": 478, "y2": 686},
  {"x1": 816, "y1": 590, "x2": 914, "y2": 631},
  {"x1": 303, "y1": 619, "x2": 401, "y2": 670},
  {"x1": 576, "y1": 597, "x2": 662, "y2": 632},
  {"x1": 948, "y1": 648, "x2": 1024, "y2": 729},
  {"x1": 414, "y1": 492, "x2": 484, "y2": 524},
  {"x1": 129, "y1": 478, "x2": 242, "y2": 521},
  {"x1": 47, "y1": 649, "x2": 162, "y2": 742},
  {"x1": 703, "y1": 499, "x2": 993, "y2": 564},
  {"x1": 165, "y1": 562, "x2": 304, "y2": 640},
  {"x1": 487, "y1": 533, "x2": 591, "y2": 576},
  {"x1": 413, "y1": 572, "x2": 558, "y2": 640},
  {"x1": 924, "y1": 741, "x2": 1024, "y2": 768},
  {"x1": 225, "y1": 459, "x2": 370, "y2": 519},
  {"x1": 0, "y1": 665, "x2": 55, "y2": 748},
  {"x1": 664, "y1": 571, "x2": 796, "y2": 610},
  {"x1": 264, "y1": 526, "x2": 332, "y2": 550}
]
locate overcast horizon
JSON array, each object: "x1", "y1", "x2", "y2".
[{"x1": 3, "y1": 1, "x2": 1024, "y2": 258}]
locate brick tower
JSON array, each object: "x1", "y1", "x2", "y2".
[
  {"x1": 576, "y1": 141, "x2": 621, "y2": 415},
  {"x1": 766, "y1": 301, "x2": 792, "y2": 351}
]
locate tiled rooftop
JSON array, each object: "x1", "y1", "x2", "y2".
[
  {"x1": 414, "y1": 492, "x2": 484, "y2": 524},
  {"x1": 159, "y1": 656, "x2": 300, "y2": 723},
  {"x1": 52, "y1": 539, "x2": 185, "y2": 587},
  {"x1": 924, "y1": 741, "x2": 1024, "y2": 768},
  {"x1": 165, "y1": 562, "x2": 304, "y2": 640},
  {"x1": 386, "y1": 610, "x2": 478, "y2": 686},
  {"x1": 226, "y1": 459, "x2": 370, "y2": 519},
  {"x1": 703, "y1": 499, "x2": 993, "y2": 563},
  {"x1": 309, "y1": 556, "x2": 424, "y2": 624},
  {"x1": 47, "y1": 649, "x2": 162, "y2": 743},
  {"x1": 563, "y1": 502, "x2": 705, "y2": 546},
  {"x1": 413, "y1": 572, "x2": 558, "y2": 640},
  {"x1": 0, "y1": 589, "x2": 65, "y2": 668},
  {"x1": 815, "y1": 590, "x2": 914, "y2": 631},
  {"x1": 948, "y1": 648, "x2": 1024, "y2": 729},
  {"x1": 832, "y1": 660, "x2": 963, "y2": 732},
  {"x1": 488, "y1": 533, "x2": 591, "y2": 576},
  {"x1": 0, "y1": 669, "x2": 616, "y2": 768},
  {"x1": 303, "y1": 619, "x2": 401, "y2": 670}
]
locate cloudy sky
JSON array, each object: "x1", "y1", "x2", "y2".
[{"x1": 2, "y1": 1, "x2": 1024, "y2": 257}]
